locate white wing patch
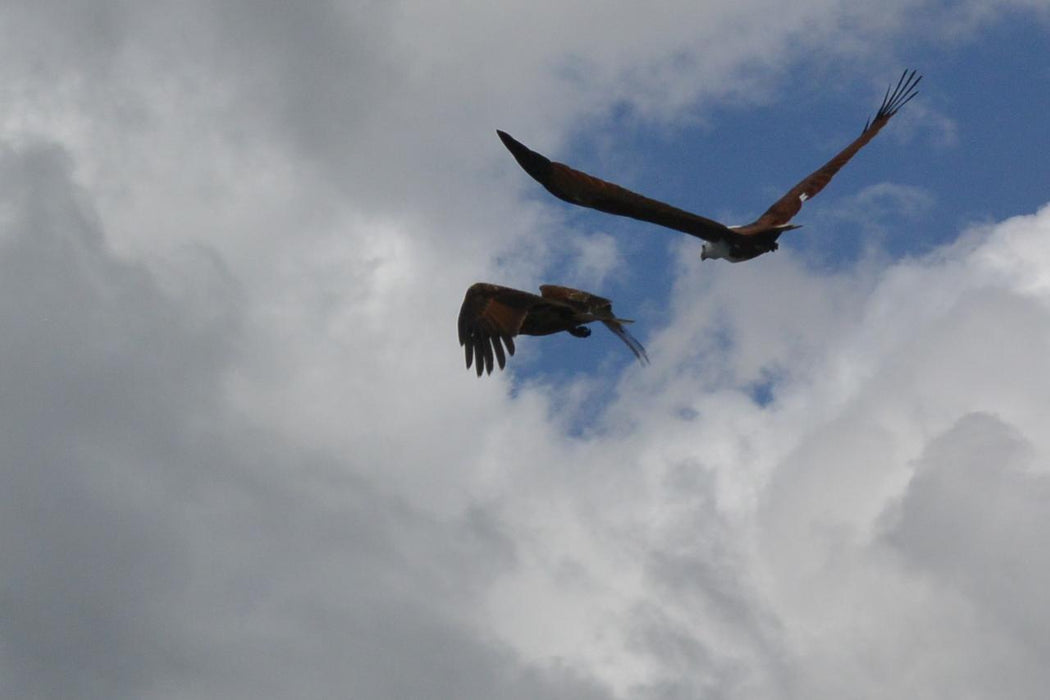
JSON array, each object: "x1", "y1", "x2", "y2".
[{"x1": 799, "y1": 193, "x2": 809, "y2": 202}]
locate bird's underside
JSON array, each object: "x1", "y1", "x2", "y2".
[
  {"x1": 458, "y1": 282, "x2": 648, "y2": 376},
  {"x1": 498, "y1": 69, "x2": 921, "y2": 262}
]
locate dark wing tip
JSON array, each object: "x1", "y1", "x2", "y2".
[
  {"x1": 492, "y1": 333, "x2": 507, "y2": 370},
  {"x1": 459, "y1": 283, "x2": 495, "y2": 377},
  {"x1": 496, "y1": 129, "x2": 525, "y2": 156},
  {"x1": 866, "y1": 69, "x2": 922, "y2": 131},
  {"x1": 458, "y1": 282, "x2": 536, "y2": 377},
  {"x1": 496, "y1": 130, "x2": 553, "y2": 184},
  {"x1": 471, "y1": 334, "x2": 516, "y2": 376}
]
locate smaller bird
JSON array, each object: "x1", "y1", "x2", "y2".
[{"x1": 458, "y1": 282, "x2": 648, "y2": 376}]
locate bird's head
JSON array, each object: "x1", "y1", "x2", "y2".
[{"x1": 700, "y1": 240, "x2": 731, "y2": 261}]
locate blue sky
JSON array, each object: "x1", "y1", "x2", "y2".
[{"x1": 2, "y1": 2, "x2": 1050, "y2": 698}]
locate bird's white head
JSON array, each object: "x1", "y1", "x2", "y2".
[{"x1": 700, "y1": 240, "x2": 731, "y2": 261}]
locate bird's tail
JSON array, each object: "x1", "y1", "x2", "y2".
[{"x1": 601, "y1": 320, "x2": 650, "y2": 365}]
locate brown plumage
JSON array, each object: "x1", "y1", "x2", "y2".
[
  {"x1": 458, "y1": 283, "x2": 648, "y2": 376},
  {"x1": 498, "y1": 70, "x2": 921, "y2": 263}
]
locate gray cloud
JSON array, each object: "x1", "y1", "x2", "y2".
[
  {"x1": 0, "y1": 140, "x2": 231, "y2": 698},
  {"x1": 0, "y1": 141, "x2": 613, "y2": 699},
  {"x1": 884, "y1": 413, "x2": 1050, "y2": 677},
  {"x1": 1, "y1": 2, "x2": 1049, "y2": 699}
]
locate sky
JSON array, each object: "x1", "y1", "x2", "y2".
[{"x1": 1, "y1": 1, "x2": 1049, "y2": 698}]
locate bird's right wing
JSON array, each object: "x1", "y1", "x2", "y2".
[
  {"x1": 458, "y1": 283, "x2": 541, "y2": 376},
  {"x1": 498, "y1": 130, "x2": 733, "y2": 243},
  {"x1": 539, "y1": 285, "x2": 649, "y2": 365},
  {"x1": 749, "y1": 69, "x2": 921, "y2": 230}
]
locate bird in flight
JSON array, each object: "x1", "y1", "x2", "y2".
[
  {"x1": 458, "y1": 282, "x2": 648, "y2": 376},
  {"x1": 498, "y1": 69, "x2": 921, "y2": 263}
]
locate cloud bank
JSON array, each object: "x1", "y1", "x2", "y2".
[{"x1": 1, "y1": 1, "x2": 1048, "y2": 698}]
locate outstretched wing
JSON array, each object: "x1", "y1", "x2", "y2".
[
  {"x1": 539, "y1": 285, "x2": 649, "y2": 365},
  {"x1": 749, "y1": 69, "x2": 921, "y2": 230},
  {"x1": 498, "y1": 130, "x2": 733, "y2": 243},
  {"x1": 458, "y1": 283, "x2": 541, "y2": 376}
]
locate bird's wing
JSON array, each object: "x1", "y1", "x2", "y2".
[
  {"x1": 538, "y1": 284, "x2": 612, "y2": 311},
  {"x1": 600, "y1": 320, "x2": 650, "y2": 365},
  {"x1": 539, "y1": 285, "x2": 649, "y2": 365},
  {"x1": 458, "y1": 283, "x2": 542, "y2": 376},
  {"x1": 747, "y1": 69, "x2": 921, "y2": 230},
  {"x1": 498, "y1": 130, "x2": 733, "y2": 243}
]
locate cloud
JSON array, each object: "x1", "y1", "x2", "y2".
[
  {"x1": 1, "y1": 2, "x2": 1049, "y2": 699},
  {"x1": 0, "y1": 139, "x2": 617, "y2": 700},
  {"x1": 885, "y1": 413, "x2": 1050, "y2": 658},
  {"x1": 0, "y1": 140, "x2": 231, "y2": 698},
  {"x1": 464, "y1": 205, "x2": 1050, "y2": 697}
]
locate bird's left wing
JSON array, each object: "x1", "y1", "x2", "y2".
[
  {"x1": 748, "y1": 69, "x2": 921, "y2": 230},
  {"x1": 458, "y1": 283, "x2": 542, "y2": 376},
  {"x1": 498, "y1": 130, "x2": 733, "y2": 243}
]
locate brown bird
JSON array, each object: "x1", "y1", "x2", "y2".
[
  {"x1": 498, "y1": 69, "x2": 921, "y2": 263},
  {"x1": 458, "y1": 282, "x2": 648, "y2": 376}
]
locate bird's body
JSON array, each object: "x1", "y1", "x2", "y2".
[
  {"x1": 457, "y1": 282, "x2": 647, "y2": 376},
  {"x1": 498, "y1": 69, "x2": 921, "y2": 262}
]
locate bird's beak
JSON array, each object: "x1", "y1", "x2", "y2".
[{"x1": 700, "y1": 250, "x2": 708, "y2": 261}]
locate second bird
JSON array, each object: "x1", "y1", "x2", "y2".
[{"x1": 458, "y1": 283, "x2": 648, "y2": 376}]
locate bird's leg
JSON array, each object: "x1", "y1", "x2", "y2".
[{"x1": 568, "y1": 326, "x2": 591, "y2": 338}]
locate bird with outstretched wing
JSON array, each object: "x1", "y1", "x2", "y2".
[
  {"x1": 498, "y1": 69, "x2": 921, "y2": 263},
  {"x1": 458, "y1": 282, "x2": 648, "y2": 376}
]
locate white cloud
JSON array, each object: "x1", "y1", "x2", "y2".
[
  {"x1": 1, "y1": 1, "x2": 1049, "y2": 698},
  {"x1": 0, "y1": 138, "x2": 617, "y2": 700}
]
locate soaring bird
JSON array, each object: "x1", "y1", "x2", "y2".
[
  {"x1": 458, "y1": 282, "x2": 648, "y2": 376},
  {"x1": 498, "y1": 69, "x2": 921, "y2": 263}
]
